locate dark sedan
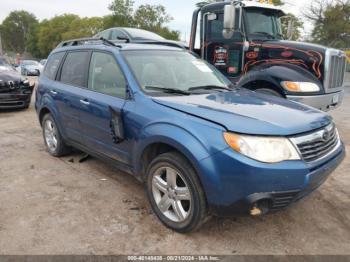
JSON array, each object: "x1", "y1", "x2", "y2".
[{"x1": 0, "y1": 59, "x2": 34, "y2": 109}]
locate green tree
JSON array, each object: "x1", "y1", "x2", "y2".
[
  {"x1": 281, "y1": 14, "x2": 304, "y2": 41},
  {"x1": 37, "y1": 14, "x2": 79, "y2": 57},
  {"x1": 36, "y1": 15, "x2": 106, "y2": 57},
  {"x1": 0, "y1": 11, "x2": 38, "y2": 53},
  {"x1": 107, "y1": 0, "x2": 180, "y2": 40},
  {"x1": 305, "y1": 0, "x2": 350, "y2": 48},
  {"x1": 26, "y1": 23, "x2": 41, "y2": 58},
  {"x1": 62, "y1": 17, "x2": 104, "y2": 39},
  {"x1": 108, "y1": 0, "x2": 135, "y2": 27},
  {"x1": 133, "y1": 4, "x2": 180, "y2": 40}
]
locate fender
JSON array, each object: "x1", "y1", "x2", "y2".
[
  {"x1": 238, "y1": 63, "x2": 324, "y2": 95},
  {"x1": 38, "y1": 93, "x2": 68, "y2": 140},
  {"x1": 132, "y1": 122, "x2": 227, "y2": 196}
]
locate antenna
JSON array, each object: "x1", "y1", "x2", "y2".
[{"x1": 0, "y1": 32, "x2": 3, "y2": 56}]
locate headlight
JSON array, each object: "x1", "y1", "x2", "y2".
[
  {"x1": 223, "y1": 132, "x2": 300, "y2": 163},
  {"x1": 281, "y1": 81, "x2": 320, "y2": 92}
]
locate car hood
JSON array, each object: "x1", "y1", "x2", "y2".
[
  {"x1": 152, "y1": 88, "x2": 332, "y2": 136},
  {"x1": 0, "y1": 70, "x2": 22, "y2": 82},
  {"x1": 24, "y1": 65, "x2": 40, "y2": 71}
]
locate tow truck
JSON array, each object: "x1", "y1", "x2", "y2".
[{"x1": 189, "y1": 0, "x2": 347, "y2": 111}]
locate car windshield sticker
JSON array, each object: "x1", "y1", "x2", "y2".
[{"x1": 192, "y1": 61, "x2": 213, "y2": 73}]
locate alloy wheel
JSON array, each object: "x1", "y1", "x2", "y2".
[
  {"x1": 44, "y1": 119, "x2": 58, "y2": 152},
  {"x1": 152, "y1": 166, "x2": 192, "y2": 223}
]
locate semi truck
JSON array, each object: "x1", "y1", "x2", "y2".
[{"x1": 189, "y1": 0, "x2": 347, "y2": 111}]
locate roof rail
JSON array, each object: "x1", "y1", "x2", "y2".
[{"x1": 56, "y1": 37, "x2": 122, "y2": 49}]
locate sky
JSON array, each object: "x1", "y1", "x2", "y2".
[{"x1": 0, "y1": 0, "x2": 313, "y2": 41}]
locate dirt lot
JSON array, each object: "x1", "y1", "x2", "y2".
[{"x1": 0, "y1": 78, "x2": 349, "y2": 255}]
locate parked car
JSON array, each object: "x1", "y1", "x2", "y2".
[
  {"x1": 18, "y1": 60, "x2": 43, "y2": 76},
  {"x1": 93, "y1": 27, "x2": 187, "y2": 49},
  {"x1": 0, "y1": 58, "x2": 34, "y2": 109},
  {"x1": 39, "y1": 59, "x2": 47, "y2": 66},
  {"x1": 36, "y1": 39, "x2": 345, "y2": 233}
]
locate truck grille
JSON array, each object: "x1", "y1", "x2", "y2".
[
  {"x1": 290, "y1": 124, "x2": 340, "y2": 162},
  {"x1": 325, "y1": 51, "x2": 346, "y2": 90}
]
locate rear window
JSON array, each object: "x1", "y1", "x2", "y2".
[
  {"x1": 60, "y1": 51, "x2": 90, "y2": 87},
  {"x1": 44, "y1": 52, "x2": 65, "y2": 80}
]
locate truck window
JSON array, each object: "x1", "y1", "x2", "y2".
[{"x1": 244, "y1": 8, "x2": 281, "y2": 39}]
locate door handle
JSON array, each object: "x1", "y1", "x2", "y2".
[
  {"x1": 50, "y1": 90, "x2": 58, "y2": 95},
  {"x1": 80, "y1": 99, "x2": 90, "y2": 106}
]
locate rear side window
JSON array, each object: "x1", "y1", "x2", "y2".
[
  {"x1": 44, "y1": 52, "x2": 65, "y2": 80},
  {"x1": 88, "y1": 52, "x2": 127, "y2": 98},
  {"x1": 60, "y1": 51, "x2": 90, "y2": 87}
]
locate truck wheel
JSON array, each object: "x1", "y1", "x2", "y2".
[
  {"x1": 146, "y1": 151, "x2": 208, "y2": 233},
  {"x1": 42, "y1": 114, "x2": 71, "y2": 157},
  {"x1": 255, "y1": 88, "x2": 282, "y2": 97}
]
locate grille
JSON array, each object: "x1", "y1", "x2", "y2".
[
  {"x1": 291, "y1": 124, "x2": 340, "y2": 163},
  {"x1": 325, "y1": 51, "x2": 346, "y2": 90},
  {"x1": 0, "y1": 81, "x2": 21, "y2": 93}
]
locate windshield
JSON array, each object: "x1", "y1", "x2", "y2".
[
  {"x1": 244, "y1": 8, "x2": 282, "y2": 40},
  {"x1": 126, "y1": 28, "x2": 165, "y2": 41},
  {"x1": 123, "y1": 50, "x2": 231, "y2": 95}
]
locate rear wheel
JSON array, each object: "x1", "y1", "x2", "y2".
[
  {"x1": 146, "y1": 152, "x2": 208, "y2": 233},
  {"x1": 42, "y1": 114, "x2": 70, "y2": 157},
  {"x1": 255, "y1": 88, "x2": 283, "y2": 97}
]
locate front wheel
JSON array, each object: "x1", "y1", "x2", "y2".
[{"x1": 146, "y1": 152, "x2": 208, "y2": 233}]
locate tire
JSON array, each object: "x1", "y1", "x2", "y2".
[
  {"x1": 146, "y1": 151, "x2": 208, "y2": 233},
  {"x1": 42, "y1": 114, "x2": 71, "y2": 157},
  {"x1": 255, "y1": 88, "x2": 283, "y2": 97}
]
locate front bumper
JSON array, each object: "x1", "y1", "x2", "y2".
[
  {"x1": 199, "y1": 143, "x2": 345, "y2": 217},
  {"x1": 0, "y1": 92, "x2": 33, "y2": 109},
  {"x1": 287, "y1": 90, "x2": 344, "y2": 111}
]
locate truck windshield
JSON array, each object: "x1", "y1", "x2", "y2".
[
  {"x1": 244, "y1": 8, "x2": 282, "y2": 40},
  {"x1": 123, "y1": 50, "x2": 232, "y2": 95}
]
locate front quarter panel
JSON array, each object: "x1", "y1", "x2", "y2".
[
  {"x1": 127, "y1": 97, "x2": 229, "y2": 196},
  {"x1": 239, "y1": 63, "x2": 324, "y2": 96}
]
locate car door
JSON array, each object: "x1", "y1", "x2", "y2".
[
  {"x1": 78, "y1": 51, "x2": 131, "y2": 164},
  {"x1": 54, "y1": 51, "x2": 91, "y2": 144}
]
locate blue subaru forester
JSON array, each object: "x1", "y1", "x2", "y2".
[{"x1": 36, "y1": 39, "x2": 345, "y2": 233}]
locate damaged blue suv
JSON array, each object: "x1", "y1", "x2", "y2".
[{"x1": 36, "y1": 38, "x2": 345, "y2": 233}]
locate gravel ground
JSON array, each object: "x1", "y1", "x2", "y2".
[{"x1": 0, "y1": 77, "x2": 349, "y2": 255}]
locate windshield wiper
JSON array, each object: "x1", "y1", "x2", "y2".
[
  {"x1": 252, "y1": 32, "x2": 276, "y2": 39},
  {"x1": 144, "y1": 85, "x2": 190, "y2": 95},
  {"x1": 188, "y1": 85, "x2": 232, "y2": 92}
]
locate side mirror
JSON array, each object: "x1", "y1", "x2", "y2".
[
  {"x1": 223, "y1": 5, "x2": 236, "y2": 39},
  {"x1": 287, "y1": 19, "x2": 295, "y2": 40}
]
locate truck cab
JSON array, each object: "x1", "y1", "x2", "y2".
[{"x1": 189, "y1": 0, "x2": 347, "y2": 111}]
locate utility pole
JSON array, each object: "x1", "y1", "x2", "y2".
[{"x1": 0, "y1": 32, "x2": 3, "y2": 56}]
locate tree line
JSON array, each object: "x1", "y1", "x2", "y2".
[
  {"x1": 1, "y1": 0, "x2": 349, "y2": 59},
  {"x1": 0, "y1": 0, "x2": 180, "y2": 58}
]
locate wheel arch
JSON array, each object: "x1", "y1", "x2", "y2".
[{"x1": 238, "y1": 63, "x2": 323, "y2": 96}]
